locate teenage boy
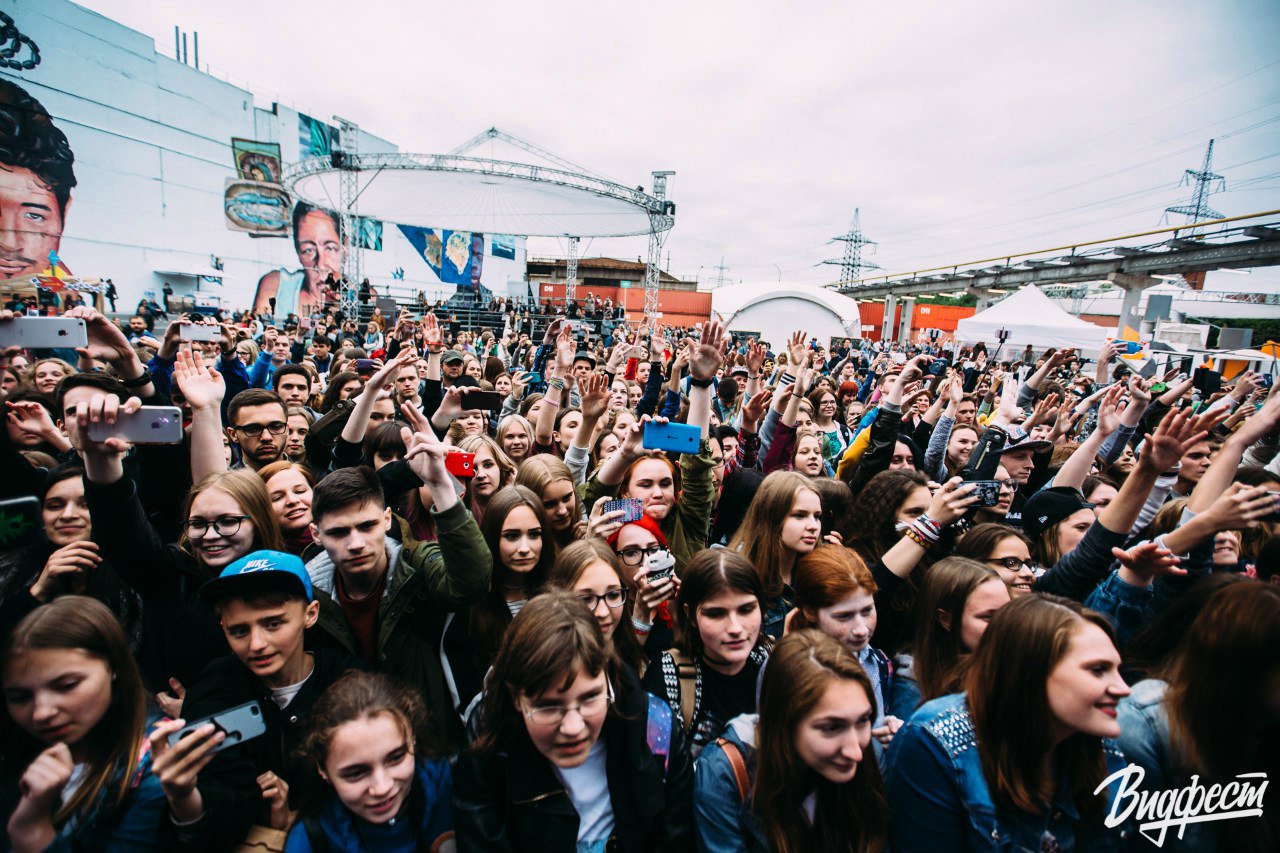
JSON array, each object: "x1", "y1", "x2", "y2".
[
  {"x1": 150, "y1": 550, "x2": 363, "y2": 849},
  {"x1": 305, "y1": 455, "x2": 491, "y2": 748}
]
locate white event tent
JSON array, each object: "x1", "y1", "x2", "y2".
[{"x1": 955, "y1": 286, "x2": 1110, "y2": 353}]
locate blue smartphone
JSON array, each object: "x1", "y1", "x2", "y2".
[
  {"x1": 642, "y1": 420, "x2": 701, "y2": 454},
  {"x1": 524, "y1": 372, "x2": 542, "y2": 384}
]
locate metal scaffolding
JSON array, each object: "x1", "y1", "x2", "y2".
[
  {"x1": 565, "y1": 236, "x2": 580, "y2": 307},
  {"x1": 334, "y1": 116, "x2": 362, "y2": 320},
  {"x1": 645, "y1": 171, "x2": 675, "y2": 323}
]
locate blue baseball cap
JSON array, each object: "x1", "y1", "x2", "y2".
[{"x1": 200, "y1": 550, "x2": 313, "y2": 604}]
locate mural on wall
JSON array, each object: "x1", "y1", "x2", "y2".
[
  {"x1": 251, "y1": 201, "x2": 345, "y2": 316},
  {"x1": 298, "y1": 113, "x2": 337, "y2": 160},
  {"x1": 231, "y1": 138, "x2": 283, "y2": 183},
  {"x1": 223, "y1": 179, "x2": 290, "y2": 236},
  {"x1": 397, "y1": 225, "x2": 484, "y2": 288},
  {"x1": 0, "y1": 78, "x2": 76, "y2": 282}
]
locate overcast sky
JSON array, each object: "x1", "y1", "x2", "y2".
[{"x1": 81, "y1": 0, "x2": 1280, "y2": 289}]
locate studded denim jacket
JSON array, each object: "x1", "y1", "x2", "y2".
[{"x1": 886, "y1": 694, "x2": 1130, "y2": 852}]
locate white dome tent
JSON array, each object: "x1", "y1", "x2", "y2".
[
  {"x1": 955, "y1": 286, "x2": 1109, "y2": 353},
  {"x1": 711, "y1": 282, "x2": 862, "y2": 349}
]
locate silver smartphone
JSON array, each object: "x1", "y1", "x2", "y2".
[
  {"x1": 0, "y1": 317, "x2": 88, "y2": 349},
  {"x1": 179, "y1": 323, "x2": 221, "y2": 343},
  {"x1": 167, "y1": 701, "x2": 266, "y2": 754},
  {"x1": 88, "y1": 406, "x2": 184, "y2": 444}
]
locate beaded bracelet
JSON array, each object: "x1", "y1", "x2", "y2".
[
  {"x1": 902, "y1": 527, "x2": 930, "y2": 549},
  {"x1": 631, "y1": 616, "x2": 653, "y2": 635}
]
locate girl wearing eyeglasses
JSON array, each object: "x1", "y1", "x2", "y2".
[
  {"x1": 455, "y1": 590, "x2": 694, "y2": 852},
  {"x1": 441, "y1": 486, "x2": 558, "y2": 727},
  {"x1": 546, "y1": 539, "x2": 646, "y2": 674},
  {"x1": 603, "y1": 517, "x2": 680, "y2": 657},
  {"x1": 286, "y1": 671, "x2": 454, "y2": 853},
  {"x1": 886, "y1": 595, "x2": 1131, "y2": 851},
  {"x1": 694, "y1": 630, "x2": 887, "y2": 853},
  {"x1": 954, "y1": 523, "x2": 1039, "y2": 597}
]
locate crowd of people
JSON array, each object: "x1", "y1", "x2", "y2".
[{"x1": 0, "y1": 296, "x2": 1276, "y2": 852}]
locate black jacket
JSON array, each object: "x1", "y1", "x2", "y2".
[
  {"x1": 84, "y1": 476, "x2": 229, "y2": 692},
  {"x1": 453, "y1": 666, "x2": 695, "y2": 853},
  {"x1": 168, "y1": 644, "x2": 364, "y2": 851}
]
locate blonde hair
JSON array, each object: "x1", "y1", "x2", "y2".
[{"x1": 179, "y1": 470, "x2": 283, "y2": 562}]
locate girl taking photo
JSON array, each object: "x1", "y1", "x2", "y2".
[
  {"x1": 454, "y1": 434, "x2": 516, "y2": 525},
  {"x1": 642, "y1": 550, "x2": 769, "y2": 758},
  {"x1": 286, "y1": 671, "x2": 454, "y2": 853},
  {"x1": 694, "y1": 629, "x2": 887, "y2": 853},
  {"x1": 454, "y1": 590, "x2": 694, "y2": 852},
  {"x1": 2, "y1": 597, "x2": 164, "y2": 853},
  {"x1": 886, "y1": 595, "x2": 1131, "y2": 851}
]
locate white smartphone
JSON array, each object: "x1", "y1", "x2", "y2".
[
  {"x1": 0, "y1": 317, "x2": 88, "y2": 349},
  {"x1": 88, "y1": 406, "x2": 184, "y2": 444},
  {"x1": 179, "y1": 324, "x2": 221, "y2": 343}
]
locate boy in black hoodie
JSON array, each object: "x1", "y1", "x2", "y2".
[{"x1": 148, "y1": 549, "x2": 362, "y2": 850}]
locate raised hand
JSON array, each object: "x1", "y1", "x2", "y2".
[
  {"x1": 579, "y1": 372, "x2": 609, "y2": 420},
  {"x1": 586, "y1": 496, "x2": 626, "y2": 540},
  {"x1": 1137, "y1": 407, "x2": 1211, "y2": 473},
  {"x1": 65, "y1": 306, "x2": 135, "y2": 366},
  {"x1": 155, "y1": 678, "x2": 187, "y2": 720},
  {"x1": 172, "y1": 349, "x2": 225, "y2": 412},
  {"x1": 1110, "y1": 541, "x2": 1183, "y2": 584},
  {"x1": 787, "y1": 330, "x2": 807, "y2": 370},
  {"x1": 149, "y1": 718, "x2": 224, "y2": 822},
  {"x1": 1094, "y1": 384, "x2": 1125, "y2": 436},
  {"x1": 741, "y1": 387, "x2": 773, "y2": 430},
  {"x1": 745, "y1": 341, "x2": 766, "y2": 375},
  {"x1": 422, "y1": 313, "x2": 443, "y2": 350},
  {"x1": 688, "y1": 319, "x2": 728, "y2": 382},
  {"x1": 554, "y1": 323, "x2": 575, "y2": 376},
  {"x1": 1023, "y1": 393, "x2": 1061, "y2": 430},
  {"x1": 5, "y1": 400, "x2": 63, "y2": 446},
  {"x1": 1127, "y1": 374, "x2": 1153, "y2": 406}
]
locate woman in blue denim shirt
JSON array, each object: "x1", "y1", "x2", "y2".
[
  {"x1": 886, "y1": 595, "x2": 1132, "y2": 852},
  {"x1": 694, "y1": 630, "x2": 886, "y2": 853},
  {"x1": 1116, "y1": 581, "x2": 1280, "y2": 852},
  {"x1": 2, "y1": 597, "x2": 165, "y2": 853}
]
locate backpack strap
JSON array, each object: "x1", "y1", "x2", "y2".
[
  {"x1": 303, "y1": 816, "x2": 334, "y2": 853},
  {"x1": 665, "y1": 648, "x2": 699, "y2": 731},
  {"x1": 715, "y1": 737, "x2": 750, "y2": 803},
  {"x1": 645, "y1": 692, "x2": 673, "y2": 777}
]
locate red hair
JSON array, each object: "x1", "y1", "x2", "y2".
[
  {"x1": 606, "y1": 514, "x2": 668, "y2": 550},
  {"x1": 790, "y1": 544, "x2": 877, "y2": 630}
]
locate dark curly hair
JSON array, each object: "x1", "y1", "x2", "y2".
[
  {"x1": 839, "y1": 468, "x2": 930, "y2": 563},
  {"x1": 0, "y1": 80, "x2": 76, "y2": 218}
]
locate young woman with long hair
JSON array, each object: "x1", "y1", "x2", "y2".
[
  {"x1": 283, "y1": 406, "x2": 313, "y2": 464},
  {"x1": 2, "y1": 597, "x2": 163, "y2": 852},
  {"x1": 642, "y1": 549, "x2": 769, "y2": 758},
  {"x1": 257, "y1": 460, "x2": 316, "y2": 556},
  {"x1": 441, "y1": 486, "x2": 558, "y2": 723},
  {"x1": 286, "y1": 671, "x2": 454, "y2": 852},
  {"x1": 887, "y1": 595, "x2": 1131, "y2": 851},
  {"x1": 694, "y1": 629, "x2": 887, "y2": 853},
  {"x1": 545, "y1": 538, "x2": 646, "y2": 674},
  {"x1": 729, "y1": 470, "x2": 821, "y2": 640},
  {"x1": 495, "y1": 413, "x2": 534, "y2": 466},
  {"x1": 894, "y1": 557, "x2": 1009, "y2": 718},
  {"x1": 455, "y1": 434, "x2": 516, "y2": 525},
  {"x1": 515, "y1": 454, "x2": 582, "y2": 547},
  {"x1": 0, "y1": 468, "x2": 143, "y2": 647},
  {"x1": 790, "y1": 544, "x2": 903, "y2": 752},
  {"x1": 1117, "y1": 580, "x2": 1280, "y2": 852},
  {"x1": 953, "y1": 523, "x2": 1038, "y2": 598},
  {"x1": 82, "y1": 416, "x2": 283, "y2": 692},
  {"x1": 317, "y1": 371, "x2": 362, "y2": 414},
  {"x1": 454, "y1": 590, "x2": 694, "y2": 851}
]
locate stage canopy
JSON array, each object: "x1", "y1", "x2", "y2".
[{"x1": 955, "y1": 286, "x2": 1109, "y2": 352}]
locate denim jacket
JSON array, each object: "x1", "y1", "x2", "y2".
[
  {"x1": 693, "y1": 715, "x2": 767, "y2": 853},
  {"x1": 886, "y1": 694, "x2": 1130, "y2": 852}
]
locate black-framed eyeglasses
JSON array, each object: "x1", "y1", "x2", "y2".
[
  {"x1": 233, "y1": 421, "x2": 287, "y2": 437},
  {"x1": 183, "y1": 515, "x2": 250, "y2": 537},
  {"x1": 986, "y1": 557, "x2": 1038, "y2": 571},
  {"x1": 577, "y1": 588, "x2": 628, "y2": 611},
  {"x1": 617, "y1": 544, "x2": 665, "y2": 567}
]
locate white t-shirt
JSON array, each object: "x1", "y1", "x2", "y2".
[
  {"x1": 552, "y1": 740, "x2": 615, "y2": 847},
  {"x1": 269, "y1": 657, "x2": 315, "y2": 708}
]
